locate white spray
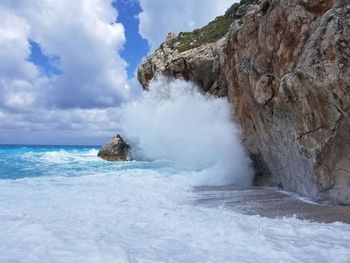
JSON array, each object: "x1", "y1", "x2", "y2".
[{"x1": 117, "y1": 77, "x2": 253, "y2": 186}]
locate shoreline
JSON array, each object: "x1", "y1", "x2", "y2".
[{"x1": 194, "y1": 186, "x2": 350, "y2": 224}]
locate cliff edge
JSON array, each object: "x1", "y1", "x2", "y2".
[{"x1": 138, "y1": 0, "x2": 350, "y2": 204}]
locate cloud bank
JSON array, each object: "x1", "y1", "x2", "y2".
[
  {"x1": 0, "y1": 0, "x2": 237, "y2": 144},
  {"x1": 0, "y1": 0, "x2": 130, "y2": 144},
  {"x1": 0, "y1": 0, "x2": 129, "y2": 110}
]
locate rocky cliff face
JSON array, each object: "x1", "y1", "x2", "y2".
[{"x1": 138, "y1": 0, "x2": 350, "y2": 204}]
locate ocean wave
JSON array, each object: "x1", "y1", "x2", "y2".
[
  {"x1": 117, "y1": 78, "x2": 253, "y2": 186},
  {"x1": 22, "y1": 148, "x2": 101, "y2": 164}
]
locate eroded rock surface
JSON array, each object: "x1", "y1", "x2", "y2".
[
  {"x1": 98, "y1": 134, "x2": 130, "y2": 162},
  {"x1": 138, "y1": 35, "x2": 228, "y2": 97},
  {"x1": 138, "y1": 0, "x2": 350, "y2": 204}
]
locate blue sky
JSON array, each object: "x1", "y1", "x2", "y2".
[
  {"x1": 113, "y1": 0, "x2": 149, "y2": 78},
  {"x1": 29, "y1": 41, "x2": 62, "y2": 76},
  {"x1": 29, "y1": 0, "x2": 149, "y2": 79},
  {"x1": 0, "y1": 0, "x2": 235, "y2": 145}
]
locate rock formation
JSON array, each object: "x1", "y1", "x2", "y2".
[
  {"x1": 138, "y1": 0, "x2": 350, "y2": 204},
  {"x1": 98, "y1": 134, "x2": 130, "y2": 161}
]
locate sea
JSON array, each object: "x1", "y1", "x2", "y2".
[{"x1": 1, "y1": 144, "x2": 350, "y2": 263}]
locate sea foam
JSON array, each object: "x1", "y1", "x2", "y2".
[
  {"x1": 1, "y1": 167, "x2": 350, "y2": 263},
  {"x1": 117, "y1": 77, "x2": 253, "y2": 186},
  {"x1": 2, "y1": 80, "x2": 349, "y2": 263}
]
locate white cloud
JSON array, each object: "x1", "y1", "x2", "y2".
[
  {"x1": 138, "y1": 0, "x2": 236, "y2": 50},
  {"x1": 0, "y1": 107, "x2": 121, "y2": 145},
  {"x1": 0, "y1": 0, "x2": 130, "y2": 109},
  {"x1": 0, "y1": 9, "x2": 42, "y2": 111},
  {"x1": 0, "y1": 0, "x2": 131, "y2": 144},
  {"x1": 0, "y1": 0, "x2": 237, "y2": 144},
  {"x1": 0, "y1": 10, "x2": 35, "y2": 80}
]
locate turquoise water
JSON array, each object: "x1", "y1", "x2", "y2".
[
  {"x1": 0, "y1": 145, "x2": 99, "y2": 179},
  {"x1": 0, "y1": 145, "x2": 175, "y2": 180}
]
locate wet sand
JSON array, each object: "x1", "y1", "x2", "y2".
[{"x1": 193, "y1": 186, "x2": 350, "y2": 224}]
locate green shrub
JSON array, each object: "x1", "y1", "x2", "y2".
[
  {"x1": 175, "y1": 0, "x2": 262, "y2": 53},
  {"x1": 176, "y1": 6, "x2": 236, "y2": 52},
  {"x1": 261, "y1": 1, "x2": 270, "y2": 14},
  {"x1": 240, "y1": 0, "x2": 259, "y2": 5},
  {"x1": 225, "y1": 3, "x2": 240, "y2": 16}
]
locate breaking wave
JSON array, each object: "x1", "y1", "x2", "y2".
[{"x1": 117, "y1": 78, "x2": 253, "y2": 186}]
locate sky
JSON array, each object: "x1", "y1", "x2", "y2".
[{"x1": 0, "y1": 0, "x2": 235, "y2": 145}]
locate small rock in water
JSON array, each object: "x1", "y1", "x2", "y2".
[{"x1": 97, "y1": 134, "x2": 130, "y2": 161}]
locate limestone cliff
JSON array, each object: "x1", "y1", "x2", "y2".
[{"x1": 138, "y1": 0, "x2": 350, "y2": 204}]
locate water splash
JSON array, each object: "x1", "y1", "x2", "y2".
[{"x1": 117, "y1": 77, "x2": 253, "y2": 186}]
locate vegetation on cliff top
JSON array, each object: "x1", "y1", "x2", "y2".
[
  {"x1": 175, "y1": 0, "x2": 262, "y2": 53},
  {"x1": 176, "y1": 15, "x2": 233, "y2": 53}
]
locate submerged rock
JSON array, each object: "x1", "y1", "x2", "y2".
[
  {"x1": 97, "y1": 134, "x2": 130, "y2": 161},
  {"x1": 137, "y1": 0, "x2": 350, "y2": 204}
]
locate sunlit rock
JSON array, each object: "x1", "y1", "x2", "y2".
[{"x1": 98, "y1": 134, "x2": 130, "y2": 161}]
